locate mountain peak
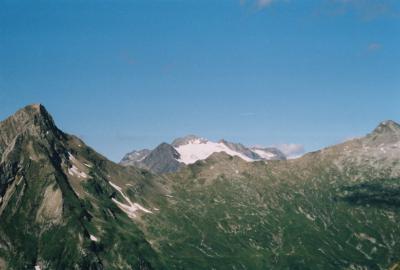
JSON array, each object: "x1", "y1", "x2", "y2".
[
  {"x1": 0, "y1": 104, "x2": 62, "y2": 146},
  {"x1": 22, "y1": 103, "x2": 47, "y2": 114},
  {"x1": 120, "y1": 149, "x2": 151, "y2": 166},
  {"x1": 27, "y1": 103, "x2": 43, "y2": 111},
  {"x1": 140, "y1": 142, "x2": 182, "y2": 173},
  {"x1": 171, "y1": 135, "x2": 207, "y2": 147},
  {"x1": 14, "y1": 103, "x2": 54, "y2": 125},
  {"x1": 373, "y1": 120, "x2": 400, "y2": 134},
  {"x1": 366, "y1": 120, "x2": 400, "y2": 146}
]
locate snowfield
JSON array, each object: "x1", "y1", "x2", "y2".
[
  {"x1": 175, "y1": 138, "x2": 255, "y2": 164},
  {"x1": 68, "y1": 165, "x2": 88, "y2": 179},
  {"x1": 67, "y1": 152, "x2": 89, "y2": 178}
]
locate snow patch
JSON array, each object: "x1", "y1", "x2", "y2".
[
  {"x1": 90, "y1": 235, "x2": 98, "y2": 242},
  {"x1": 355, "y1": 233, "x2": 377, "y2": 244},
  {"x1": 68, "y1": 152, "x2": 77, "y2": 162},
  {"x1": 252, "y1": 149, "x2": 276, "y2": 160},
  {"x1": 298, "y1": 206, "x2": 315, "y2": 221},
  {"x1": 175, "y1": 140, "x2": 254, "y2": 164},
  {"x1": 68, "y1": 165, "x2": 88, "y2": 179},
  {"x1": 35, "y1": 266, "x2": 41, "y2": 270},
  {"x1": 109, "y1": 182, "x2": 152, "y2": 218},
  {"x1": 138, "y1": 155, "x2": 147, "y2": 162},
  {"x1": 68, "y1": 152, "x2": 89, "y2": 178}
]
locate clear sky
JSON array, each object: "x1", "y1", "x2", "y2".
[{"x1": 1, "y1": 0, "x2": 399, "y2": 161}]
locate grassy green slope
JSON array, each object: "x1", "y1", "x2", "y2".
[{"x1": 141, "y1": 147, "x2": 400, "y2": 269}]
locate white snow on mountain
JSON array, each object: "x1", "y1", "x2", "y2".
[
  {"x1": 121, "y1": 135, "x2": 288, "y2": 171},
  {"x1": 109, "y1": 181, "x2": 153, "y2": 218},
  {"x1": 251, "y1": 148, "x2": 276, "y2": 160},
  {"x1": 175, "y1": 138, "x2": 255, "y2": 164},
  {"x1": 90, "y1": 235, "x2": 98, "y2": 242},
  {"x1": 68, "y1": 165, "x2": 88, "y2": 179}
]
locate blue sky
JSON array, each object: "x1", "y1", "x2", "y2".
[{"x1": 1, "y1": 0, "x2": 399, "y2": 161}]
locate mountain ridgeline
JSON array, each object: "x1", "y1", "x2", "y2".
[
  {"x1": 120, "y1": 135, "x2": 286, "y2": 174},
  {"x1": 1, "y1": 104, "x2": 400, "y2": 269}
]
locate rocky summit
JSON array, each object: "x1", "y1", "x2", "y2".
[{"x1": 1, "y1": 105, "x2": 400, "y2": 269}]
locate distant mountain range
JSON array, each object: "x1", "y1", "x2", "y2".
[
  {"x1": 120, "y1": 135, "x2": 286, "y2": 173},
  {"x1": 1, "y1": 104, "x2": 400, "y2": 269}
]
